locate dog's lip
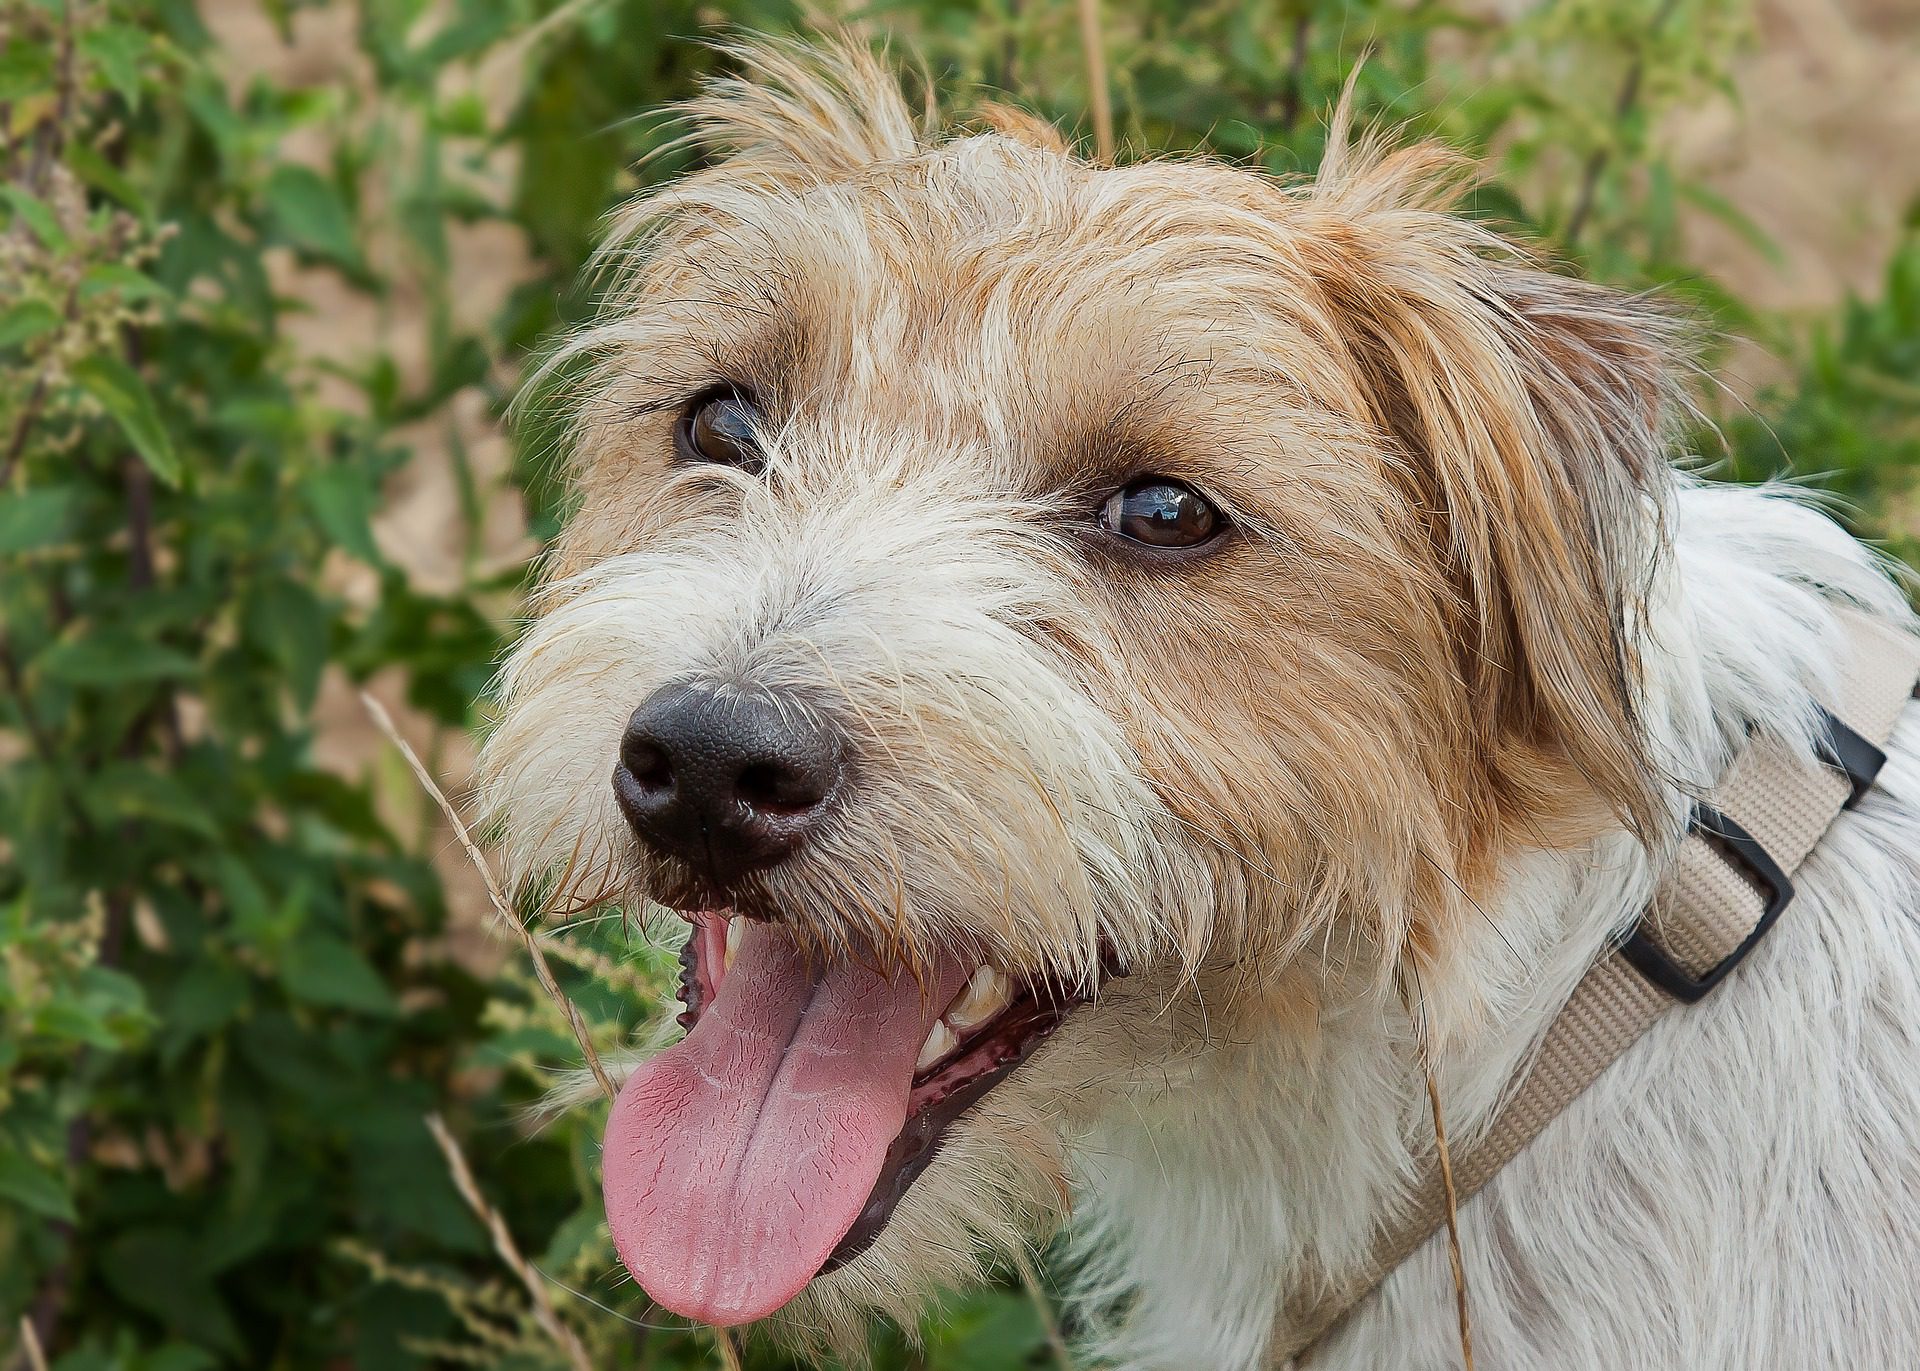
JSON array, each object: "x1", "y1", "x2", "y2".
[{"x1": 668, "y1": 909, "x2": 1097, "y2": 1277}]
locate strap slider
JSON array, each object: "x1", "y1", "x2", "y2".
[
  {"x1": 1619, "y1": 804, "x2": 1794, "y2": 1004},
  {"x1": 1816, "y1": 705, "x2": 1887, "y2": 808}
]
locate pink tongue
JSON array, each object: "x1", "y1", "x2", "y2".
[{"x1": 602, "y1": 923, "x2": 968, "y2": 1326}]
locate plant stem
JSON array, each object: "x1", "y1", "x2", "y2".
[
  {"x1": 14, "y1": 1318, "x2": 48, "y2": 1371},
  {"x1": 26, "y1": 0, "x2": 74, "y2": 190},
  {"x1": 361, "y1": 692, "x2": 617, "y2": 1099},
  {"x1": 1564, "y1": 0, "x2": 1679, "y2": 247},
  {"x1": 0, "y1": 378, "x2": 49, "y2": 489},
  {"x1": 3, "y1": 280, "x2": 83, "y2": 490},
  {"x1": 1279, "y1": 7, "x2": 1311, "y2": 134},
  {"x1": 1000, "y1": 0, "x2": 1022, "y2": 94},
  {"x1": 1076, "y1": 0, "x2": 1115, "y2": 163},
  {"x1": 426, "y1": 1113, "x2": 595, "y2": 1371},
  {"x1": 1014, "y1": 1246, "x2": 1076, "y2": 1369}
]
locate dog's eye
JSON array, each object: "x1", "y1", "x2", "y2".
[
  {"x1": 1099, "y1": 479, "x2": 1223, "y2": 549},
  {"x1": 675, "y1": 387, "x2": 763, "y2": 470}
]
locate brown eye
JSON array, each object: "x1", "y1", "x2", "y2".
[
  {"x1": 1099, "y1": 479, "x2": 1223, "y2": 549},
  {"x1": 675, "y1": 387, "x2": 763, "y2": 470}
]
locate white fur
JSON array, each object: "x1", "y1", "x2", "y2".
[
  {"x1": 1069, "y1": 477, "x2": 1920, "y2": 1369},
  {"x1": 477, "y1": 45, "x2": 1920, "y2": 1364}
]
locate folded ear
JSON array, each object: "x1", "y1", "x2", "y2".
[{"x1": 1307, "y1": 137, "x2": 1684, "y2": 838}]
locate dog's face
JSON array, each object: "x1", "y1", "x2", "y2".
[{"x1": 481, "y1": 40, "x2": 1675, "y2": 1348}]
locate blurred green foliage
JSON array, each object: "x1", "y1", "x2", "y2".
[{"x1": 0, "y1": 1, "x2": 1915, "y2": 1369}]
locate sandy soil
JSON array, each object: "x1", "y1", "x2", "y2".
[{"x1": 1668, "y1": 0, "x2": 1920, "y2": 393}]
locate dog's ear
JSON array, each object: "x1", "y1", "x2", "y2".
[
  {"x1": 1306, "y1": 134, "x2": 1681, "y2": 837},
  {"x1": 675, "y1": 36, "x2": 927, "y2": 182}
]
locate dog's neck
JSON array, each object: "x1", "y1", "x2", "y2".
[{"x1": 1072, "y1": 476, "x2": 1910, "y2": 1368}]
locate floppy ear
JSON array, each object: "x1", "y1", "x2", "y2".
[{"x1": 1307, "y1": 137, "x2": 1682, "y2": 837}]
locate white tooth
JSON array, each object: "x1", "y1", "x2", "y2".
[
  {"x1": 945, "y1": 966, "x2": 1012, "y2": 1032},
  {"x1": 723, "y1": 918, "x2": 742, "y2": 970},
  {"x1": 916, "y1": 1019, "x2": 958, "y2": 1073}
]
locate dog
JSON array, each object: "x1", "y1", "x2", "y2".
[{"x1": 478, "y1": 38, "x2": 1920, "y2": 1370}]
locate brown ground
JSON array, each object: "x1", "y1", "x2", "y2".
[
  {"x1": 1669, "y1": 0, "x2": 1920, "y2": 394},
  {"x1": 203, "y1": 0, "x2": 1920, "y2": 948}
]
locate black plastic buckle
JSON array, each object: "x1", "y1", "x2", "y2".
[
  {"x1": 1618, "y1": 804, "x2": 1794, "y2": 1004},
  {"x1": 1816, "y1": 705, "x2": 1886, "y2": 809}
]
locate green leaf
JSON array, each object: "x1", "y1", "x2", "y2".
[
  {"x1": 301, "y1": 464, "x2": 382, "y2": 563},
  {"x1": 37, "y1": 630, "x2": 198, "y2": 684},
  {"x1": 1680, "y1": 181, "x2": 1788, "y2": 267},
  {"x1": 34, "y1": 998, "x2": 123, "y2": 1050},
  {"x1": 80, "y1": 263, "x2": 174, "y2": 304},
  {"x1": 0, "y1": 486, "x2": 80, "y2": 553},
  {"x1": 0, "y1": 37, "x2": 53, "y2": 102},
  {"x1": 158, "y1": 959, "x2": 251, "y2": 1066},
  {"x1": 215, "y1": 854, "x2": 292, "y2": 952},
  {"x1": 80, "y1": 24, "x2": 148, "y2": 108},
  {"x1": 76, "y1": 964, "x2": 151, "y2": 1043},
  {"x1": 347, "y1": 1105, "x2": 487, "y2": 1250},
  {"x1": 244, "y1": 576, "x2": 330, "y2": 707},
  {"x1": 0, "y1": 298, "x2": 60, "y2": 347},
  {"x1": 265, "y1": 164, "x2": 361, "y2": 267},
  {"x1": 67, "y1": 142, "x2": 150, "y2": 218},
  {"x1": 0, "y1": 186, "x2": 65, "y2": 250},
  {"x1": 183, "y1": 79, "x2": 247, "y2": 166},
  {"x1": 538, "y1": 1206, "x2": 606, "y2": 1272},
  {"x1": 145, "y1": 1347, "x2": 221, "y2": 1371},
  {"x1": 0, "y1": 1146, "x2": 77, "y2": 1222},
  {"x1": 924, "y1": 1288, "x2": 1050, "y2": 1371},
  {"x1": 281, "y1": 932, "x2": 397, "y2": 1015},
  {"x1": 86, "y1": 763, "x2": 223, "y2": 839},
  {"x1": 71, "y1": 355, "x2": 181, "y2": 486},
  {"x1": 99, "y1": 1228, "x2": 243, "y2": 1357}
]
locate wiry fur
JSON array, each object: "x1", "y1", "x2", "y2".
[{"x1": 481, "y1": 38, "x2": 1920, "y2": 1368}]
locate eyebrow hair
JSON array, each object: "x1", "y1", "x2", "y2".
[{"x1": 588, "y1": 293, "x2": 813, "y2": 437}]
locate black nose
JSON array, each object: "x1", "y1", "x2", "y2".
[{"x1": 612, "y1": 683, "x2": 843, "y2": 884}]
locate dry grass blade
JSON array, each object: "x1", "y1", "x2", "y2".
[
  {"x1": 1423, "y1": 1067, "x2": 1476, "y2": 1371},
  {"x1": 1075, "y1": 0, "x2": 1115, "y2": 163},
  {"x1": 1012, "y1": 1246, "x2": 1076, "y2": 1370},
  {"x1": 361, "y1": 691, "x2": 615, "y2": 1101},
  {"x1": 15, "y1": 1317, "x2": 48, "y2": 1371},
  {"x1": 426, "y1": 1112, "x2": 595, "y2": 1371}
]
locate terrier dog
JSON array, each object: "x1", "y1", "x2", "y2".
[{"x1": 479, "y1": 39, "x2": 1920, "y2": 1370}]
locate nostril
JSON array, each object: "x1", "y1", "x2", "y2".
[
  {"x1": 736, "y1": 759, "x2": 828, "y2": 814},
  {"x1": 615, "y1": 682, "x2": 845, "y2": 880},
  {"x1": 622, "y1": 738, "x2": 674, "y2": 794}
]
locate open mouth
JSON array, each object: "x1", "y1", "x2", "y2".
[{"x1": 600, "y1": 910, "x2": 1091, "y2": 1327}]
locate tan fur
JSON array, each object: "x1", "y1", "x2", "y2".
[{"x1": 481, "y1": 35, "x2": 1683, "y2": 1355}]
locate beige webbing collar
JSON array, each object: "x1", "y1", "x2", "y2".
[{"x1": 1278, "y1": 609, "x2": 1920, "y2": 1364}]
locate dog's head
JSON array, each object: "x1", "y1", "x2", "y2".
[{"x1": 480, "y1": 37, "x2": 1678, "y2": 1347}]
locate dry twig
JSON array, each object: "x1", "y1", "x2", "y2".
[
  {"x1": 1013, "y1": 1246, "x2": 1076, "y2": 1370},
  {"x1": 426, "y1": 1113, "x2": 595, "y2": 1371},
  {"x1": 1075, "y1": 0, "x2": 1115, "y2": 163},
  {"x1": 361, "y1": 691, "x2": 615, "y2": 1100},
  {"x1": 1423, "y1": 1067, "x2": 1476, "y2": 1371},
  {"x1": 14, "y1": 1317, "x2": 48, "y2": 1371}
]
